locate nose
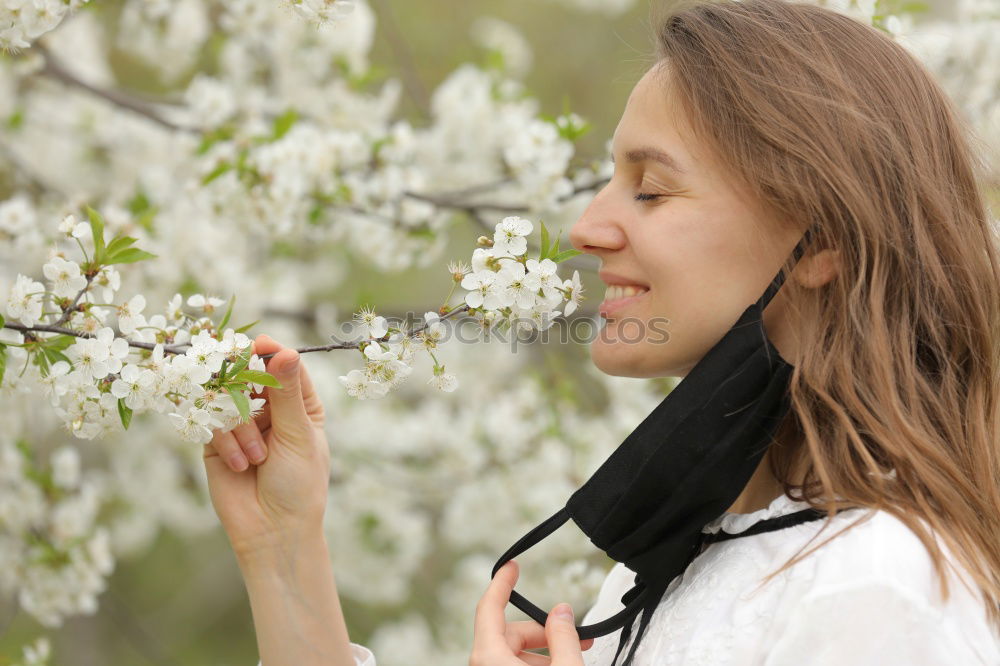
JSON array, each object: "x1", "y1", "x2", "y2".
[{"x1": 569, "y1": 181, "x2": 628, "y2": 257}]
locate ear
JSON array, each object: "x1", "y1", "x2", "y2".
[{"x1": 794, "y1": 248, "x2": 840, "y2": 288}]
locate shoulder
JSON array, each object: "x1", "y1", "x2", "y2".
[
  {"x1": 767, "y1": 507, "x2": 1000, "y2": 661},
  {"x1": 799, "y1": 507, "x2": 974, "y2": 604}
]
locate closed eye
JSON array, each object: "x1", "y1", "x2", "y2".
[{"x1": 634, "y1": 192, "x2": 666, "y2": 202}]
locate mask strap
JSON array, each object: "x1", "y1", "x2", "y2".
[
  {"x1": 757, "y1": 225, "x2": 817, "y2": 311},
  {"x1": 491, "y1": 507, "x2": 651, "y2": 640}
]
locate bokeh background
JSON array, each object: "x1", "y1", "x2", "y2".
[{"x1": 0, "y1": 1, "x2": 997, "y2": 664}]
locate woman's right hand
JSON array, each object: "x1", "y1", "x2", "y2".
[{"x1": 204, "y1": 334, "x2": 332, "y2": 563}]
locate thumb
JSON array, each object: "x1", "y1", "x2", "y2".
[
  {"x1": 264, "y1": 347, "x2": 310, "y2": 441},
  {"x1": 545, "y1": 603, "x2": 584, "y2": 665}
]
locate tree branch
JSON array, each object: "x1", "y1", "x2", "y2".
[
  {"x1": 34, "y1": 44, "x2": 195, "y2": 133},
  {"x1": 1, "y1": 304, "x2": 475, "y2": 361},
  {"x1": 50, "y1": 272, "x2": 97, "y2": 328},
  {"x1": 403, "y1": 176, "x2": 610, "y2": 214}
]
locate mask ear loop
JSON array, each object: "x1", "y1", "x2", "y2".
[
  {"x1": 491, "y1": 506, "x2": 651, "y2": 640},
  {"x1": 757, "y1": 225, "x2": 817, "y2": 312}
]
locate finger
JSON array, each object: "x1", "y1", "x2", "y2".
[
  {"x1": 473, "y1": 560, "x2": 519, "y2": 653},
  {"x1": 251, "y1": 401, "x2": 271, "y2": 433},
  {"x1": 254, "y1": 335, "x2": 310, "y2": 444},
  {"x1": 209, "y1": 427, "x2": 249, "y2": 472},
  {"x1": 506, "y1": 621, "x2": 549, "y2": 651},
  {"x1": 544, "y1": 603, "x2": 584, "y2": 666},
  {"x1": 259, "y1": 334, "x2": 322, "y2": 421},
  {"x1": 251, "y1": 333, "x2": 319, "y2": 408},
  {"x1": 230, "y1": 419, "x2": 267, "y2": 465},
  {"x1": 506, "y1": 622, "x2": 595, "y2": 653},
  {"x1": 296, "y1": 359, "x2": 325, "y2": 421},
  {"x1": 514, "y1": 651, "x2": 550, "y2": 666}
]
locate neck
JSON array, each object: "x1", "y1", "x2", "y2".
[{"x1": 725, "y1": 447, "x2": 792, "y2": 514}]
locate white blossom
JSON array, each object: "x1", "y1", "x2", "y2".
[
  {"x1": 492, "y1": 215, "x2": 533, "y2": 256},
  {"x1": 110, "y1": 363, "x2": 157, "y2": 410},
  {"x1": 353, "y1": 304, "x2": 388, "y2": 339},
  {"x1": 116, "y1": 295, "x2": 147, "y2": 336},
  {"x1": 562, "y1": 270, "x2": 583, "y2": 316},
  {"x1": 6, "y1": 274, "x2": 46, "y2": 327},
  {"x1": 167, "y1": 404, "x2": 222, "y2": 444}
]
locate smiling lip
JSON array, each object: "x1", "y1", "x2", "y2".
[
  {"x1": 599, "y1": 288, "x2": 650, "y2": 318},
  {"x1": 598, "y1": 271, "x2": 651, "y2": 319},
  {"x1": 598, "y1": 271, "x2": 650, "y2": 288}
]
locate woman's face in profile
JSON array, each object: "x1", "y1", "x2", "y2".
[{"x1": 569, "y1": 61, "x2": 804, "y2": 379}]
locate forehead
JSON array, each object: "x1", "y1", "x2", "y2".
[{"x1": 611, "y1": 63, "x2": 699, "y2": 168}]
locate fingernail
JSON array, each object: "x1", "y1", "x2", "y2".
[
  {"x1": 228, "y1": 452, "x2": 249, "y2": 472},
  {"x1": 287, "y1": 353, "x2": 300, "y2": 370},
  {"x1": 553, "y1": 603, "x2": 574, "y2": 621},
  {"x1": 246, "y1": 441, "x2": 266, "y2": 464}
]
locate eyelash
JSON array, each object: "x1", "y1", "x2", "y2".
[{"x1": 634, "y1": 192, "x2": 666, "y2": 202}]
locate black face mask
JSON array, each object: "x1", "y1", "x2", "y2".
[{"x1": 491, "y1": 225, "x2": 827, "y2": 665}]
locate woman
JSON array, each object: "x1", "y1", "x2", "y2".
[{"x1": 205, "y1": 1, "x2": 1000, "y2": 664}]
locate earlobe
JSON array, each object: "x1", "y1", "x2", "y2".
[{"x1": 795, "y1": 248, "x2": 840, "y2": 288}]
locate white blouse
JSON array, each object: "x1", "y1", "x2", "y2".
[{"x1": 263, "y1": 493, "x2": 1000, "y2": 666}]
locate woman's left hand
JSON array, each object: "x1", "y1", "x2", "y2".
[{"x1": 471, "y1": 560, "x2": 594, "y2": 666}]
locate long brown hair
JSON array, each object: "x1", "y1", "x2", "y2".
[{"x1": 652, "y1": 0, "x2": 1000, "y2": 628}]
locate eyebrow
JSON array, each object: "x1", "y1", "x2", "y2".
[{"x1": 611, "y1": 146, "x2": 688, "y2": 174}]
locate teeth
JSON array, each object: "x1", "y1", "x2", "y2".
[{"x1": 604, "y1": 284, "x2": 649, "y2": 301}]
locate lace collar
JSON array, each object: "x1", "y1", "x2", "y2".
[{"x1": 701, "y1": 492, "x2": 815, "y2": 535}]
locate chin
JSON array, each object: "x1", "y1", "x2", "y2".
[
  {"x1": 589, "y1": 338, "x2": 659, "y2": 378},
  {"x1": 589, "y1": 337, "x2": 691, "y2": 379}
]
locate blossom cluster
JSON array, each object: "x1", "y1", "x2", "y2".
[
  {"x1": 0, "y1": 0, "x2": 91, "y2": 52},
  {"x1": 0, "y1": 0, "x2": 994, "y2": 663},
  {"x1": 0, "y1": 442, "x2": 114, "y2": 627},
  {"x1": 1, "y1": 209, "x2": 278, "y2": 447},
  {"x1": 10, "y1": 637, "x2": 51, "y2": 666},
  {"x1": 338, "y1": 215, "x2": 584, "y2": 400},
  {"x1": 286, "y1": 0, "x2": 357, "y2": 24},
  {"x1": 2, "y1": 209, "x2": 583, "y2": 441}
]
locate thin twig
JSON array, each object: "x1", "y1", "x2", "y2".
[
  {"x1": 3, "y1": 320, "x2": 190, "y2": 355},
  {"x1": 403, "y1": 176, "x2": 610, "y2": 214},
  {"x1": 2, "y1": 304, "x2": 475, "y2": 361},
  {"x1": 34, "y1": 44, "x2": 194, "y2": 134},
  {"x1": 50, "y1": 272, "x2": 97, "y2": 328},
  {"x1": 255, "y1": 303, "x2": 472, "y2": 360}
]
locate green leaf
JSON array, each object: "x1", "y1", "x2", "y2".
[
  {"x1": 272, "y1": 109, "x2": 298, "y2": 140},
  {"x1": 43, "y1": 348, "x2": 71, "y2": 368},
  {"x1": 551, "y1": 228, "x2": 562, "y2": 254},
  {"x1": 219, "y1": 294, "x2": 236, "y2": 330},
  {"x1": 228, "y1": 351, "x2": 251, "y2": 376},
  {"x1": 127, "y1": 189, "x2": 152, "y2": 216},
  {"x1": 226, "y1": 382, "x2": 250, "y2": 393},
  {"x1": 7, "y1": 108, "x2": 24, "y2": 130},
  {"x1": 46, "y1": 335, "x2": 76, "y2": 351},
  {"x1": 201, "y1": 162, "x2": 232, "y2": 185},
  {"x1": 135, "y1": 207, "x2": 158, "y2": 234},
  {"x1": 0, "y1": 343, "x2": 6, "y2": 386},
  {"x1": 234, "y1": 319, "x2": 260, "y2": 333},
  {"x1": 539, "y1": 220, "x2": 551, "y2": 260},
  {"x1": 117, "y1": 398, "x2": 133, "y2": 430},
  {"x1": 227, "y1": 386, "x2": 250, "y2": 422},
  {"x1": 106, "y1": 248, "x2": 157, "y2": 265},
  {"x1": 233, "y1": 369, "x2": 282, "y2": 389},
  {"x1": 86, "y1": 206, "x2": 106, "y2": 262},
  {"x1": 105, "y1": 235, "x2": 139, "y2": 257},
  {"x1": 549, "y1": 249, "x2": 583, "y2": 263},
  {"x1": 32, "y1": 350, "x2": 50, "y2": 376}
]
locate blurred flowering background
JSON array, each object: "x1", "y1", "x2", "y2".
[{"x1": 0, "y1": 0, "x2": 997, "y2": 664}]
